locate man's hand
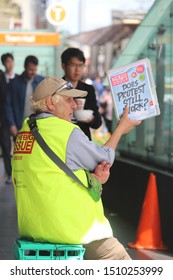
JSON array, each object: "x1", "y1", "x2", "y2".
[
  {"x1": 104, "y1": 107, "x2": 141, "y2": 150},
  {"x1": 10, "y1": 125, "x2": 18, "y2": 137},
  {"x1": 92, "y1": 161, "x2": 111, "y2": 184}
]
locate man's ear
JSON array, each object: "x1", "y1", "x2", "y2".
[
  {"x1": 61, "y1": 63, "x2": 66, "y2": 71},
  {"x1": 46, "y1": 96, "x2": 55, "y2": 111}
]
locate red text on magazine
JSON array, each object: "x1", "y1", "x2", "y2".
[{"x1": 110, "y1": 72, "x2": 129, "y2": 86}]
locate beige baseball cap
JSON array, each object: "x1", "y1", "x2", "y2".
[{"x1": 33, "y1": 76, "x2": 87, "y2": 101}]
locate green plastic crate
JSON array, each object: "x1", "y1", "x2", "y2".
[{"x1": 14, "y1": 239, "x2": 85, "y2": 260}]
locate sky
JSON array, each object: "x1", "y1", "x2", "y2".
[{"x1": 48, "y1": 0, "x2": 155, "y2": 35}]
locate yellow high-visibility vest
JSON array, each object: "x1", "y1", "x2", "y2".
[{"x1": 12, "y1": 116, "x2": 113, "y2": 244}]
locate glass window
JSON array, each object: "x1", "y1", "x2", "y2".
[{"x1": 113, "y1": 1, "x2": 173, "y2": 170}]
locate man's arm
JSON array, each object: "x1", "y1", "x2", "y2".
[
  {"x1": 66, "y1": 128, "x2": 115, "y2": 172},
  {"x1": 86, "y1": 84, "x2": 102, "y2": 129},
  {"x1": 92, "y1": 161, "x2": 111, "y2": 184},
  {"x1": 104, "y1": 107, "x2": 141, "y2": 150},
  {"x1": 5, "y1": 79, "x2": 18, "y2": 136}
]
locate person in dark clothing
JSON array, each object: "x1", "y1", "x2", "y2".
[
  {"x1": 61, "y1": 47, "x2": 102, "y2": 140},
  {"x1": 0, "y1": 53, "x2": 16, "y2": 184},
  {"x1": 5, "y1": 55, "x2": 44, "y2": 139}
]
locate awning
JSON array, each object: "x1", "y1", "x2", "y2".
[{"x1": 66, "y1": 23, "x2": 138, "y2": 46}]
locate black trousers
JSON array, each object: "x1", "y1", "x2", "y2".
[
  {"x1": 105, "y1": 119, "x2": 112, "y2": 133},
  {"x1": 0, "y1": 124, "x2": 12, "y2": 177}
]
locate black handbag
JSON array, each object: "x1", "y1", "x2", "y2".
[{"x1": 27, "y1": 115, "x2": 102, "y2": 202}]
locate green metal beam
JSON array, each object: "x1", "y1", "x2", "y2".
[{"x1": 112, "y1": 0, "x2": 173, "y2": 67}]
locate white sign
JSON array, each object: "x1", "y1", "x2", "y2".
[{"x1": 46, "y1": 3, "x2": 67, "y2": 26}]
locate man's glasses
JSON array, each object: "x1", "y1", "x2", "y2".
[
  {"x1": 51, "y1": 82, "x2": 73, "y2": 96},
  {"x1": 67, "y1": 63, "x2": 85, "y2": 69}
]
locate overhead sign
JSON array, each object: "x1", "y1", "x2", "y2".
[
  {"x1": 0, "y1": 32, "x2": 61, "y2": 46},
  {"x1": 46, "y1": 3, "x2": 67, "y2": 26}
]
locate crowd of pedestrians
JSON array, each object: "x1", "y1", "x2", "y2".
[
  {"x1": 0, "y1": 53, "x2": 44, "y2": 184},
  {"x1": 0, "y1": 48, "x2": 113, "y2": 185}
]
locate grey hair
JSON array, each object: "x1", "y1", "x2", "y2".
[{"x1": 30, "y1": 94, "x2": 63, "y2": 113}]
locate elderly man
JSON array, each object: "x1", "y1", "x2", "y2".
[{"x1": 12, "y1": 77, "x2": 141, "y2": 260}]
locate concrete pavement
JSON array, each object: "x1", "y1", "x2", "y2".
[{"x1": 0, "y1": 157, "x2": 173, "y2": 260}]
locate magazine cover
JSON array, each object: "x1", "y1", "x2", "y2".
[{"x1": 107, "y1": 58, "x2": 160, "y2": 121}]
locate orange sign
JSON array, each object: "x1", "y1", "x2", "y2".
[
  {"x1": 14, "y1": 132, "x2": 35, "y2": 154},
  {"x1": 0, "y1": 32, "x2": 60, "y2": 46},
  {"x1": 46, "y1": 3, "x2": 67, "y2": 25}
]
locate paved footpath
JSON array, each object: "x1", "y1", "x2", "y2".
[
  {"x1": 0, "y1": 158, "x2": 18, "y2": 260},
  {"x1": 0, "y1": 186, "x2": 18, "y2": 260},
  {"x1": 0, "y1": 158, "x2": 173, "y2": 260}
]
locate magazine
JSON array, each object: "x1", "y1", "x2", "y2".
[{"x1": 107, "y1": 58, "x2": 160, "y2": 121}]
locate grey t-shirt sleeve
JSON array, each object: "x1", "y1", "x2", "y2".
[{"x1": 66, "y1": 127, "x2": 115, "y2": 172}]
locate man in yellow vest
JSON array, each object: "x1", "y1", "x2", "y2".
[{"x1": 12, "y1": 76, "x2": 141, "y2": 260}]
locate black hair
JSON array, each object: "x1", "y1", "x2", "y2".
[
  {"x1": 24, "y1": 55, "x2": 39, "y2": 68},
  {"x1": 61, "y1": 47, "x2": 86, "y2": 65},
  {"x1": 1, "y1": 53, "x2": 14, "y2": 65}
]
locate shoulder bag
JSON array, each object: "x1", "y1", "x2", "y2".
[{"x1": 27, "y1": 115, "x2": 102, "y2": 202}]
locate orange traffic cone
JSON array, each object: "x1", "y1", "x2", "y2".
[{"x1": 128, "y1": 172, "x2": 167, "y2": 250}]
